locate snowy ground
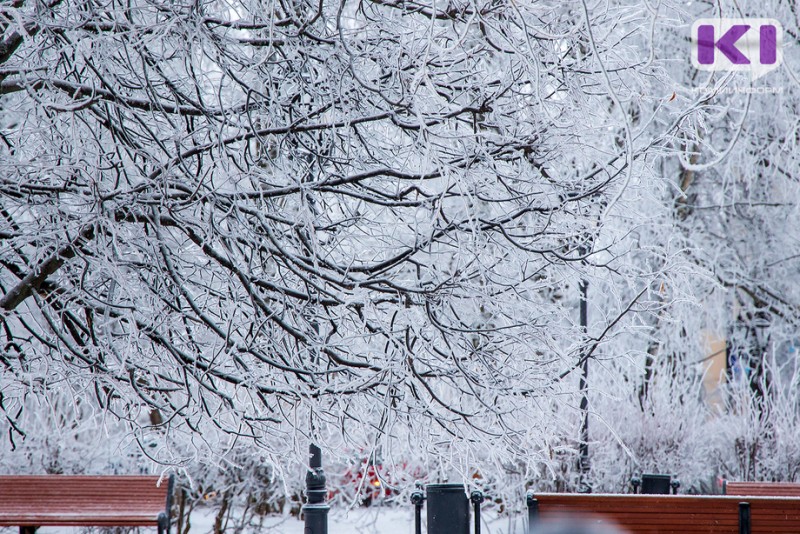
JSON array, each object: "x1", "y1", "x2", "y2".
[
  {"x1": 9, "y1": 507, "x2": 526, "y2": 534},
  {"x1": 6, "y1": 507, "x2": 522, "y2": 534},
  {"x1": 185, "y1": 506, "x2": 526, "y2": 534}
]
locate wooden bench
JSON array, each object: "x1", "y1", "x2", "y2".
[
  {"x1": 724, "y1": 481, "x2": 800, "y2": 497},
  {"x1": 526, "y1": 492, "x2": 800, "y2": 534},
  {"x1": 0, "y1": 475, "x2": 174, "y2": 534}
]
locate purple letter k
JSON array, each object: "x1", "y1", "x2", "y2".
[{"x1": 697, "y1": 24, "x2": 751, "y2": 64}]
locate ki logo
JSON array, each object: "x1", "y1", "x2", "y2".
[{"x1": 692, "y1": 19, "x2": 783, "y2": 80}]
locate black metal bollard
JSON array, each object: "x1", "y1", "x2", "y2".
[
  {"x1": 411, "y1": 481, "x2": 426, "y2": 534},
  {"x1": 738, "y1": 502, "x2": 751, "y2": 534},
  {"x1": 303, "y1": 444, "x2": 329, "y2": 534},
  {"x1": 427, "y1": 484, "x2": 469, "y2": 534},
  {"x1": 526, "y1": 491, "x2": 538, "y2": 534},
  {"x1": 470, "y1": 490, "x2": 484, "y2": 534}
]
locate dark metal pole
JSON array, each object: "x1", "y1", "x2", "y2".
[
  {"x1": 303, "y1": 444, "x2": 329, "y2": 534},
  {"x1": 411, "y1": 482, "x2": 425, "y2": 534},
  {"x1": 162, "y1": 474, "x2": 175, "y2": 534},
  {"x1": 526, "y1": 491, "x2": 538, "y2": 534},
  {"x1": 738, "y1": 502, "x2": 751, "y2": 534},
  {"x1": 471, "y1": 490, "x2": 484, "y2": 534},
  {"x1": 578, "y1": 251, "x2": 590, "y2": 492}
]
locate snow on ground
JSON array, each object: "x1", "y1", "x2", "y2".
[
  {"x1": 15, "y1": 506, "x2": 525, "y2": 534},
  {"x1": 186, "y1": 506, "x2": 525, "y2": 534}
]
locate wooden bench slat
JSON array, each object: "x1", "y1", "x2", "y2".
[
  {"x1": 724, "y1": 481, "x2": 800, "y2": 496},
  {"x1": 0, "y1": 516, "x2": 161, "y2": 526},
  {"x1": 0, "y1": 475, "x2": 172, "y2": 529},
  {"x1": 528, "y1": 492, "x2": 800, "y2": 534}
]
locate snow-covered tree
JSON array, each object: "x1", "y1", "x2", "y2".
[{"x1": 3, "y1": 0, "x2": 799, "y2": 503}]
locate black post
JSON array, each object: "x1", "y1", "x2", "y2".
[
  {"x1": 427, "y1": 484, "x2": 469, "y2": 534},
  {"x1": 161, "y1": 474, "x2": 175, "y2": 534},
  {"x1": 526, "y1": 491, "x2": 538, "y2": 534},
  {"x1": 738, "y1": 502, "x2": 751, "y2": 534},
  {"x1": 411, "y1": 482, "x2": 425, "y2": 534},
  {"x1": 578, "y1": 258, "x2": 590, "y2": 492},
  {"x1": 471, "y1": 490, "x2": 484, "y2": 534},
  {"x1": 303, "y1": 444, "x2": 329, "y2": 534}
]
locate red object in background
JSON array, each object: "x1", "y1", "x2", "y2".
[
  {"x1": 341, "y1": 461, "x2": 394, "y2": 504},
  {"x1": 335, "y1": 459, "x2": 426, "y2": 505}
]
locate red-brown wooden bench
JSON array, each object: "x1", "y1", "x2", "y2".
[
  {"x1": 526, "y1": 492, "x2": 800, "y2": 534},
  {"x1": 724, "y1": 481, "x2": 800, "y2": 497},
  {"x1": 0, "y1": 475, "x2": 174, "y2": 534}
]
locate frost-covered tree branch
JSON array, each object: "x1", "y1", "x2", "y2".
[{"x1": 0, "y1": 0, "x2": 714, "y2": 481}]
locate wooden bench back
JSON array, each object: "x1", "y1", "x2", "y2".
[
  {"x1": 724, "y1": 481, "x2": 800, "y2": 496},
  {"x1": 0, "y1": 475, "x2": 173, "y2": 530},
  {"x1": 526, "y1": 492, "x2": 800, "y2": 534}
]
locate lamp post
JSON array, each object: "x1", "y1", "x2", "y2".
[
  {"x1": 748, "y1": 310, "x2": 771, "y2": 404},
  {"x1": 303, "y1": 444, "x2": 329, "y2": 534},
  {"x1": 578, "y1": 245, "x2": 590, "y2": 493}
]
